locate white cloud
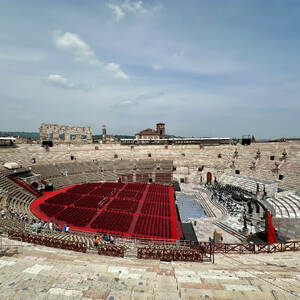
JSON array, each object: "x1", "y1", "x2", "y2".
[
  {"x1": 122, "y1": 0, "x2": 147, "y2": 14},
  {"x1": 107, "y1": 0, "x2": 147, "y2": 22},
  {"x1": 152, "y1": 64, "x2": 163, "y2": 71},
  {"x1": 53, "y1": 31, "x2": 129, "y2": 79},
  {"x1": 105, "y1": 62, "x2": 129, "y2": 79},
  {"x1": 107, "y1": 3, "x2": 125, "y2": 21},
  {"x1": 47, "y1": 74, "x2": 75, "y2": 89},
  {"x1": 53, "y1": 31, "x2": 101, "y2": 66}
]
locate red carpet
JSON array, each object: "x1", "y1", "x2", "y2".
[{"x1": 30, "y1": 182, "x2": 183, "y2": 241}]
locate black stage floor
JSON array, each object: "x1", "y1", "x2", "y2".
[{"x1": 182, "y1": 222, "x2": 198, "y2": 242}]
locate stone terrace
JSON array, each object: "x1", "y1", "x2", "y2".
[
  {"x1": 1, "y1": 237, "x2": 300, "y2": 299},
  {"x1": 1, "y1": 141, "x2": 300, "y2": 191}
]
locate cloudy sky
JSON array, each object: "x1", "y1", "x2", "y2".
[{"x1": 0, "y1": 0, "x2": 300, "y2": 138}]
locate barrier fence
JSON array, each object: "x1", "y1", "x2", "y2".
[
  {"x1": 6, "y1": 229, "x2": 300, "y2": 263},
  {"x1": 8, "y1": 230, "x2": 87, "y2": 253}
]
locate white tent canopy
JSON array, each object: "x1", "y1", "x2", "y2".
[{"x1": 4, "y1": 162, "x2": 20, "y2": 170}]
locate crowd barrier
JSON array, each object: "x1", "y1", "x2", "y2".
[
  {"x1": 98, "y1": 244, "x2": 125, "y2": 257},
  {"x1": 8, "y1": 230, "x2": 87, "y2": 253},
  {"x1": 137, "y1": 245, "x2": 203, "y2": 262},
  {"x1": 198, "y1": 240, "x2": 300, "y2": 255}
]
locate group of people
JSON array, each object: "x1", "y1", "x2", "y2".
[
  {"x1": 7, "y1": 208, "x2": 29, "y2": 223},
  {"x1": 93, "y1": 233, "x2": 114, "y2": 247},
  {"x1": 30, "y1": 219, "x2": 70, "y2": 234}
]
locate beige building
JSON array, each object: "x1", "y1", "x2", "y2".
[{"x1": 135, "y1": 123, "x2": 165, "y2": 140}]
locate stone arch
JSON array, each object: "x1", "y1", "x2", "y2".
[
  {"x1": 39, "y1": 123, "x2": 93, "y2": 144},
  {"x1": 46, "y1": 129, "x2": 53, "y2": 140},
  {"x1": 59, "y1": 129, "x2": 65, "y2": 140},
  {"x1": 70, "y1": 129, "x2": 76, "y2": 141}
]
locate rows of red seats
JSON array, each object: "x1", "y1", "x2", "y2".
[
  {"x1": 91, "y1": 187, "x2": 118, "y2": 197},
  {"x1": 107, "y1": 198, "x2": 139, "y2": 213},
  {"x1": 148, "y1": 184, "x2": 169, "y2": 193},
  {"x1": 123, "y1": 183, "x2": 147, "y2": 192},
  {"x1": 39, "y1": 203, "x2": 65, "y2": 217},
  {"x1": 117, "y1": 190, "x2": 143, "y2": 200},
  {"x1": 141, "y1": 202, "x2": 170, "y2": 217},
  {"x1": 74, "y1": 195, "x2": 109, "y2": 209},
  {"x1": 68, "y1": 183, "x2": 99, "y2": 194},
  {"x1": 90, "y1": 211, "x2": 133, "y2": 233},
  {"x1": 101, "y1": 182, "x2": 124, "y2": 189},
  {"x1": 144, "y1": 192, "x2": 170, "y2": 204},
  {"x1": 55, "y1": 207, "x2": 96, "y2": 226},
  {"x1": 133, "y1": 215, "x2": 172, "y2": 238},
  {"x1": 45, "y1": 192, "x2": 82, "y2": 206}
]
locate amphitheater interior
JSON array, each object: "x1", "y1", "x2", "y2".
[{"x1": 0, "y1": 141, "x2": 300, "y2": 299}]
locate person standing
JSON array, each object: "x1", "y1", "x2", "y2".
[
  {"x1": 49, "y1": 220, "x2": 53, "y2": 233},
  {"x1": 1, "y1": 208, "x2": 5, "y2": 218},
  {"x1": 93, "y1": 235, "x2": 100, "y2": 247}
]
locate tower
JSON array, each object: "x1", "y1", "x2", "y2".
[
  {"x1": 156, "y1": 123, "x2": 165, "y2": 139},
  {"x1": 102, "y1": 125, "x2": 107, "y2": 144}
]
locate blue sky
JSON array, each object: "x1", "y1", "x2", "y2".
[{"x1": 0, "y1": 0, "x2": 299, "y2": 138}]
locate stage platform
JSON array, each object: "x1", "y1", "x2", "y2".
[{"x1": 30, "y1": 182, "x2": 183, "y2": 241}]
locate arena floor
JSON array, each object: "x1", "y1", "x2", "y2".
[{"x1": 30, "y1": 182, "x2": 183, "y2": 241}]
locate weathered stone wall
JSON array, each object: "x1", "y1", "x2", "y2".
[
  {"x1": 39, "y1": 123, "x2": 92, "y2": 144},
  {"x1": 273, "y1": 217, "x2": 300, "y2": 240}
]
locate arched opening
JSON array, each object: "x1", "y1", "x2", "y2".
[
  {"x1": 46, "y1": 129, "x2": 53, "y2": 140},
  {"x1": 148, "y1": 178, "x2": 153, "y2": 183},
  {"x1": 59, "y1": 130, "x2": 65, "y2": 140},
  {"x1": 70, "y1": 131, "x2": 76, "y2": 141},
  {"x1": 206, "y1": 172, "x2": 212, "y2": 184},
  {"x1": 81, "y1": 132, "x2": 87, "y2": 140}
]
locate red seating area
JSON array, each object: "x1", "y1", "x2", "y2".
[
  {"x1": 107, "y1": 198, "x2": 139, "y2": 212},
  {"x1": 91, "y1": 187, "x2": 118, "y2": 197},
  {"x1": 141, "y1": 202, "x2": 170, "y2": 217},
  {"x1": 148, "y1": 184, "x2": 169, "y2": 193},
  {"x1": 74, "y1": 195, "x2": 108, "y2": 209},
  {"x1": 45, "y1": 192, "x2": 82, "y2": 206},
  {"x1": 30, "y1": 182, "x2": 181, "y2": 240},
  {"x1": 117, "y1": 190, "x2": 143, "y2": 200},
  {"x1": 39, "y1": 203, "x2": 64, "y2": 217},
  {"x1": 134, "y1": 215, "x2": 172, "y2": 238},
  {"x1": 55, "y1": 207, "x2": 96, "y2": 227},
  {"x1": 90, "y1": 211, "x2": 133, "y2": 233},
  {"x1": 145, "y1": 192, "x2": 170, "y2": 204},
  {"x1": 124, "y1": 183, "x2": 147, "y2": 192},
  {"x1": 67, "y1": 182, "x2": 99, "y2": 194}
]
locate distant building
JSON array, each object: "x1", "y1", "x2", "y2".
[
  {"x1": 135, "y1": 123, "x2": 165, "y2": 140},
  {"x1": 101, "y1": 125, "x2": 116, "y2": 144}
]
